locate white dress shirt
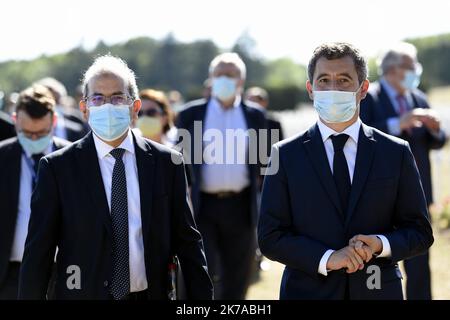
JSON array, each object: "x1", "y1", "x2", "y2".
[
  {"x1": 200, "y1": 96, "x2": 250, "y2": 193},
  {"x1": 316, "y1": 118, "x2": 392, "y2": 276},
  {"x1": 10, "y1": 142, "x2": 53, "y2": 262},
  {"x1": 93, "y1": 130, "x2": 148, "y2": 292}
]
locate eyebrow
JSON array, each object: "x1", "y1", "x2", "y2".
[
  {"x1": 315, "y1": 73, "x2": 354, "y2": 80},
  {"x1": 92, "y1": 91, "x2": 125, "y2": 96}
]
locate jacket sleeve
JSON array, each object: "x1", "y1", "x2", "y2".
[
  {"x1": 170, "y1": 153, "x2": 213, "y2": 299},
  {"x1": 19, "y1": 157, "x2": 59, "y2": 300},
  {"x1": 384, "y1": 142, "x2": 434, "y2": 262},
  {"x1": 258, "y1": 145, "x2": 329, "y2": 278}
]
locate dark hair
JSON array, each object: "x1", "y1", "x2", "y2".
[
  {"x1": 139, "y1": 89, "x2": 173, "y2": 134},
  {"x1": 15, "y1": 84, "x2": 56, "y2": 119},
  {"x1": 307, "y1": 42, "x2": 368, "y2": 84}
]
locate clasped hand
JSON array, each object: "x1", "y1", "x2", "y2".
[{"x1": 326, "y1": 235, "x2": 383, "y2": 274}]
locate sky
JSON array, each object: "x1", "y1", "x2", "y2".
[{"x1": 1, "y1": 0, "x2": 449, "y2": 65}]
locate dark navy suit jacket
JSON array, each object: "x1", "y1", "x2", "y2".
[
  {"x1": 258, "y1": 122, "x2": 433, "y2": 299},
  {"x1": 18, "y1": 132, "x2": 212, "y2": 300}
]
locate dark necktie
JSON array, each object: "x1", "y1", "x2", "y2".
[
  {"x1": 31, "y1": 153, "x2": 44, "y2": 189},
  {"x1": 331, "y1": 134, "x2": 351, "y2": 215},
  {"x1": 396, "y1": 94, "x2": 408, "y2": 116},
  {"x1": 109, "y1": 148, "x2": 130, "y2": 300}
]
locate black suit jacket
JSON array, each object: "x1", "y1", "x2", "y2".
[
  {"x1": 175, "y1": 98, "x2": 268, "y2": 226},
  {"x1": 0, "y1": 112, "x2": 15, "y2": 141},
  {"x1": 0, "y1": 136, "x2": 70, "y2": 287},
  {"x1": 18, "y1": 131, "x2": 213, "y2": 300},
  {"x1": 360, "y1": 82, "x2": 447, "y2": 205},
  {"x1": 61, "y1": 112, "x2": 89, "y2": 142},
  {"x1": 258, "y1": 123, "x2": 433, "y2": 299}
]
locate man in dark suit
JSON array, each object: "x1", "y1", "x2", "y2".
[
  {"x1": 19, "y1": 55, "x2": 212, "y2": 300},
  {"x1": 0, "y1": 111, "x2": 15, "y2": 141},
  {"x1": 0, "y1": 85, "x2": 70, "y2": 299},
  {"x1": 258, "y1": 43, "x2": 433, "y2": 300},
  {"x1": 176, "y1": 53, "x2": 267, "y2": 299},
  {"x1": 360, "y1": 43, "x2": 447, "y2": 300},
  {"x1": 37, "y1": 77, "x2": 89, "y2": 142}
]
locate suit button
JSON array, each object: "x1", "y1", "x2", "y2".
[{"x1": 104, "y1": 280, "x2": 109, "y2": 287}]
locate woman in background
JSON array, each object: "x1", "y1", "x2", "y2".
[{"x1": 135, "y1": 89, "x2": 177, "y2": 146}]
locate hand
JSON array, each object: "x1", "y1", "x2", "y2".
[
  {"x1": 418, "y1": 112, "x2": 441, "y2": 132},
  {"x1": 348, "y1": 239, "x2": 374, "y2": 263},
  {"x1": 349, "y1": 235, "x2": 383, "y2": 256},
  {"x1": 399, "y1": 110, "x2": 423, "y2": 131},
  {"x1": 326, "y1": 246, "x2": 365, "y2": 274}
]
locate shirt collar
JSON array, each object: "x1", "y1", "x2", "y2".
[
  {"x1": 92, "y1": 129, "x2": 135, "y2": 159},
  {"x1": 380, "y1": 77, "x2": 401, "y2": 100},
  {"x1": 317, "y1": 118, "x2": 361, "y2": 144}
]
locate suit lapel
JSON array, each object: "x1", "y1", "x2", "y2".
[
  {"x1": 303, "y1": 124, "x2": 344, "y2": 219},
  {"x1": 378, "y1": 83, "x2": 400, "y2": 117},
  {"x1": 133, "y1": 132, "x2": 155, "y2": 246},
  {"x1": 344, "y1": 124, "x2": 376, "y2": 227},
  {"x1": 75, "y1": 132, "x2": 112, "y2": 238},
  {"x1": 9, "y1": 141, "x2": 22, "y2": 236}
]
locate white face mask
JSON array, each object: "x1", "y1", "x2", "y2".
[
  {"x1": 211, "y1": 76, "x2": 238, "y2": 101},
  {"x1": 313, "y1": 84, "x2": 363, "y2": 123}
]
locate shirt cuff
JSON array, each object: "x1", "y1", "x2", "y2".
[
  {"x1": 318, "y1": 249, "x2": 335, "y2": 276},
  {"x1": 387, "y1": 117, "x2": 401, "y2": 136},
  {"x1": 375, "y1": 235, "x2": 391, "y2": 258}
]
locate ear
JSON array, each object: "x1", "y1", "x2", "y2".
[
  {"x1": 52, "y1": 113, "x2": 58, "y2": 128},
  {"x1": 12, "y1": 112, "x2": 17, "y2": 124},
  {"x1": 306, "y1": 80, "x2": 314, "y2": 100},
  {"x1": 132, "y1": 99, "x2": 142, "y2": 122},
  {"x1": 79, "y1": 100, "x2": 88, "y2": 121},
  {"x1": 359, "y1": 79, "x2": 370, "y2": 100}
]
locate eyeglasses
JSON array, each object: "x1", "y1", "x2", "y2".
[
  {"x1": 84, "y1": 93, "x2": 133, "y2": 107},
  {"x1": 139, "y1": 108, "x2": 164, "y2": 117},
  {"x1": 19, "y1": 128, "x2": 52, "y2": 140}
]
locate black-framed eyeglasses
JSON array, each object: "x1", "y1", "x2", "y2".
[{"x1": 84, "y1": 93, "x2": 133, "y2": 107}]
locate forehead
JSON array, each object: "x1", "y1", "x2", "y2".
[
  {"x1": 141, "y1": 99, "x2": 162, "y2": 110},
  {"x1": 87, "y1": 73, "x2": 127, "y2": 96},
  {"x1": 313, "y1": 56, "x2": 358, "y2": 79},
  {"x1": 212, "y1": 62, "x2": 241, "y2": 77},
  {"x1": 16, "y1": 110, "x2": 52, "y2": 128}
]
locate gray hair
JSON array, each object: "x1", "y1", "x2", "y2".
[
  {"x1": 209, "y1": 52, "x2": 247, "y2": 80},
  {"x1": 82, "y1": 55, "x2": 139, "y2": 99},
  {"x1": 379, "y1": 42, "x2": 418, "y2": 75}
]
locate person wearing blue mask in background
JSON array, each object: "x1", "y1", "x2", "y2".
[
  {"x1": 0, "y1": 85, "x2": 70, "y2": 299},
  {"x1": 360, "y1": 42, "x2": 447, "y2": 300},
  {"x1": 18, "y1": 55, "x2": 212, "y2": 300},
  {"x1": 258, "y1": 43, "x2": 433, "y2": 300}
]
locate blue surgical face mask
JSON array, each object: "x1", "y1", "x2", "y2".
[
  {"x1": 313, "y1": 84, "x2": 362, "y2": 123},
  {"x1": 88, "y1": 103, "x2": 131, "y2": 141},
  {"x1": 18, "y1": 132, "x2": 52, "y2": 155},
  {"x1": 401, "y1": 70, "x2": 421, "y2": 91},
  {"x1": 212, "y1": 76, "x2": 238, "y2": 101}
]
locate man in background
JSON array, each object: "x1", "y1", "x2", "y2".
[{"x1": 360, "y1": 42, "x2": 447, "y2": 299}]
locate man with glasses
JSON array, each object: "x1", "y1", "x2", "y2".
[
  {"x1": 0, "y1": 85, "x2": 70, "y2": 299},
  {"x1": 19, "y1": 55, "x2": 212, "y2": 300},
  {"x1": 360, "y1": 42, "x2": 447, "y2": 300}
]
